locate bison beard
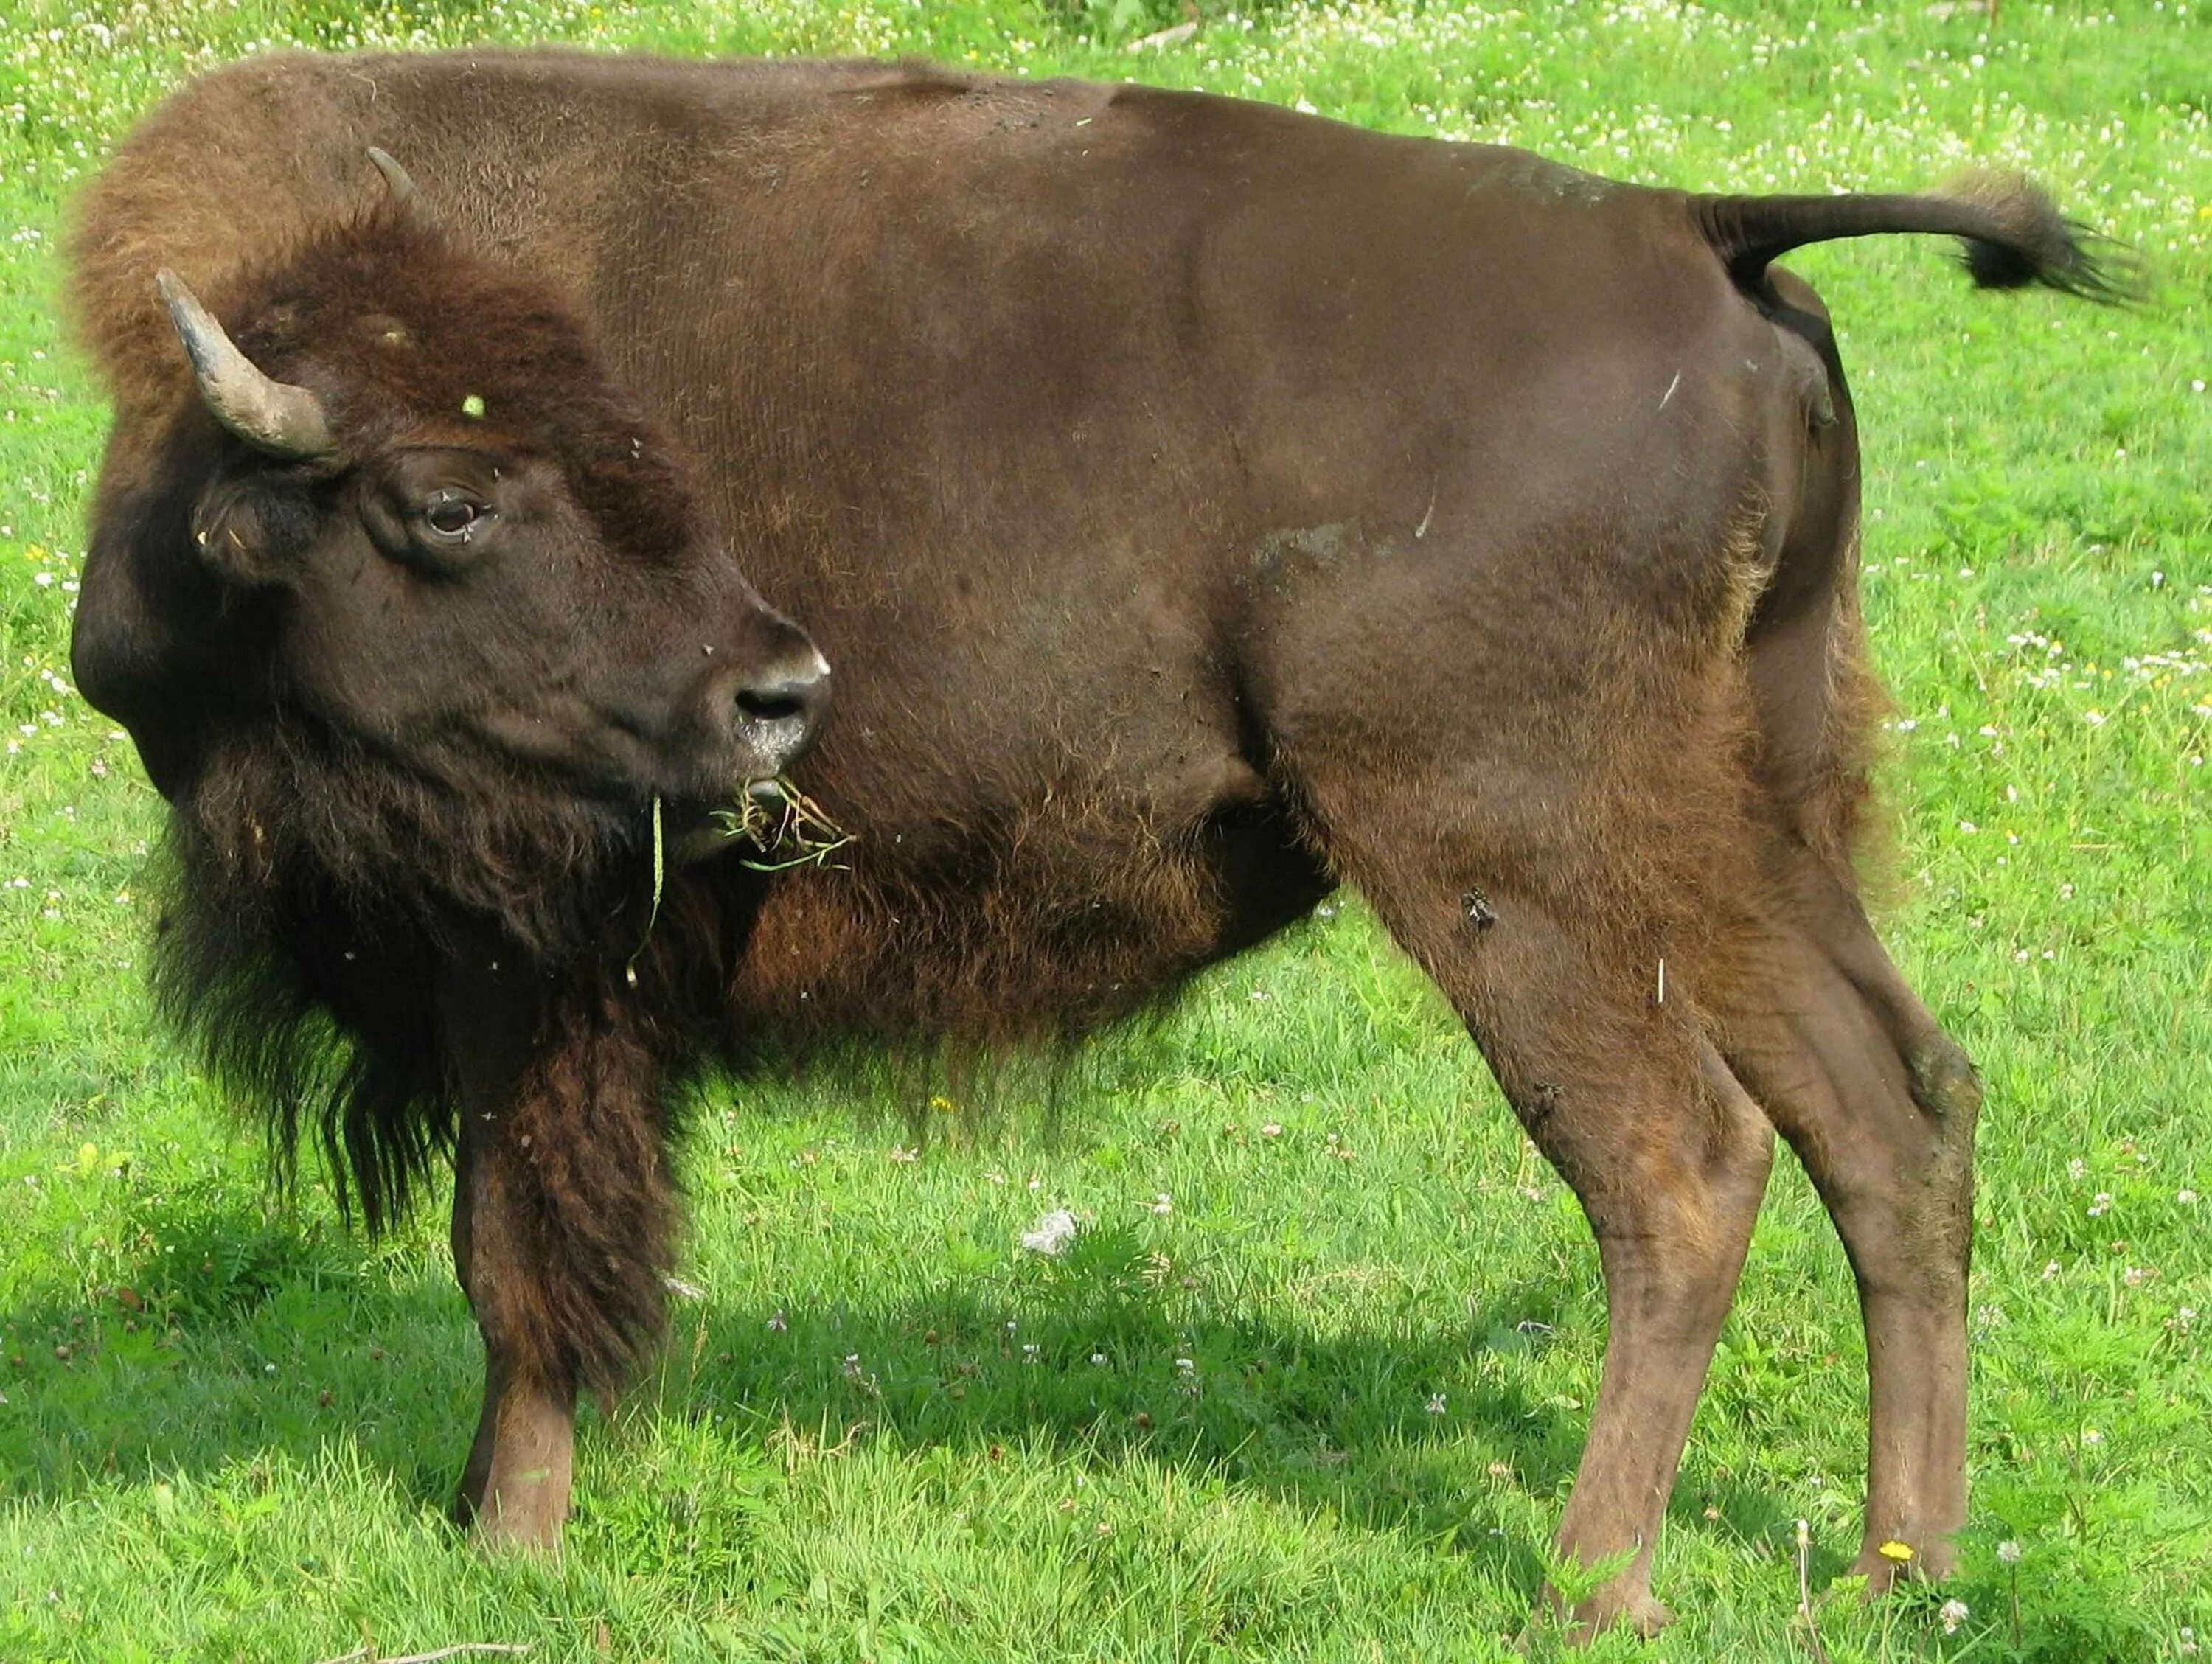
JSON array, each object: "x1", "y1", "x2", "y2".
[
  {"x1": 156, "y1": 706, "x2": 683, "y2": 1216},
  {"x1": 153, "y1": 720, "x2": 699, "y2": 1402},
  {"x1": 66, "y1": 48, "x2": 2140, "y2": 1635}
]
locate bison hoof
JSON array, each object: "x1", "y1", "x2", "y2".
[
  {"x1": 1579, "y1": 1591, "x2": 1675, "y2": 1643},
  {"x1": 1537, "y1": 1584, "x2": 1675, "y2": 1646},
  {"x1": 456, "y1": 1478, "x2": 568, "y2": 1553},
  {"x1": 469, "y1": 1505, "x2": 566, "y2": 1553}
]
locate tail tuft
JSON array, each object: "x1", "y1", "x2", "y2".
[
  {"x1": 1696, "y1": 175, "x2": 2146, "y2": 305},
  {"x1": 1940, "y1": 170, "x2": 2146, "y2": 302}
]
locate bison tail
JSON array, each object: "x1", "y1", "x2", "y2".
[{"x1": 1692, "y1": 173, "x2": 2146, "y2": 302}]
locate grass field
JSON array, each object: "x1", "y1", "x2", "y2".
[{"x1": 2, "y1": 0, "x2": 2208, "y2": 1658}]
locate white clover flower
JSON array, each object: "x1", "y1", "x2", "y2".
[
  {"x1": 1940, "y1": 1598, "x2": 1970, "y2": 1635},
  {"x1": 1019, "y1": 1208, "x2": 1079, "y2": 1257},
  {"x1": 1997, "y1": 1539, "x2": 2022, "y2": 1564}
]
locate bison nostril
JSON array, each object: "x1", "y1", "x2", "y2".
[{"x1": 734, "y1": 686, "x2": 810, "y2": 724}]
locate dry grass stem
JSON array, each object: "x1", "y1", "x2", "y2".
[
  {"x1": 625, "y1": 793, "x2": 667, "y2": 986},
  {"x1": 715, "y1": 776, "x2": 856, "y2": 871},
  {"x1": 1795, "y1": 1519, "x2": 1834, "y2": 1664}
]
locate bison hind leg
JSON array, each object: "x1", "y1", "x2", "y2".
[
  {"x1": 1281, "y1": 744, "x2": 1778, "y2": 1635},
  {"x1": 1719, "y1": 283, "x2": 1980, "y2": 1579},
  {"x1": 1719, "y1": 838, "x2": 1980, "y2": 1584}
]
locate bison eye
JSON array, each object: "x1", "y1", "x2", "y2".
[{"x1": 422, "y1": 490, "x2": 484, "y2": 540}]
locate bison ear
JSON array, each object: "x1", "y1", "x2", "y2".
[{"x1": 190, "y1": 474, "x2": 316, "y2": 587}]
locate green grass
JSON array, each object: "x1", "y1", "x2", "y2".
[{"x1": 2, "y1": 0, "x2": 2209, "y2": 1658}]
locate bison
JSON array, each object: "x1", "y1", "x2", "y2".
[{"x1": 67, "y1": 49, "x2": 2129, "y2": 1634}]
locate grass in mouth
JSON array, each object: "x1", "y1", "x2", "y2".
[
  {"x1": 714, "y1": 776, "x2": 858, "y2": 873},
  {"x1": 630, "y1": 781, "x2": 853, "y2": 979}
]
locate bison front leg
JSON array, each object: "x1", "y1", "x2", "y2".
[
  {"x1": 438, "y1": 957, "x2": 678, "y2": 1551},
  {"x1": 449, "y1": 1111, "x2": 578, "y2": 1547}
]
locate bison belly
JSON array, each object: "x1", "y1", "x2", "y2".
[{"x1": 724, "y1": 763, "x2": 1331, "y2": 1049}]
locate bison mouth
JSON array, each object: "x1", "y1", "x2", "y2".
[{"x1": 668, "y1": 776, "x2": 855, "y2": 870}]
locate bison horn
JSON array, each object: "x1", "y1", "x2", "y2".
[
  {"x1": 366, "y1": 146, "x2": 428, "y2": 218},
  {"x1": 155, "y1": 268, "x2": 336, "y2": 460}
]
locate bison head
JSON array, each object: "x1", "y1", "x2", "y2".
[{"x1": 74, "y1": 194, "x2": 826, "y2": 953}]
